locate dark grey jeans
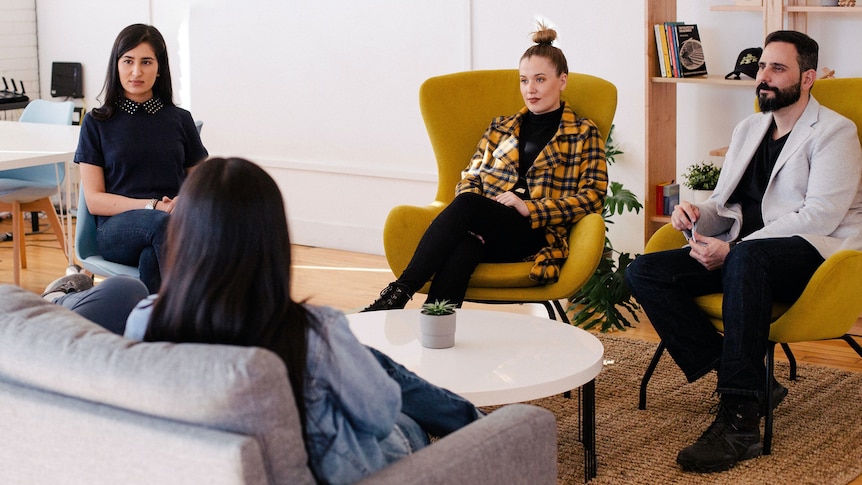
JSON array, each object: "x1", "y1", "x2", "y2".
[
  {"x1": 56, "y1": 275, "x2": 149, "y2": 335},
  {"x1": 625, "y1": 236, "x2": 823, "y2": 399}
]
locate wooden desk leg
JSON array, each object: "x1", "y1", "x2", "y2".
[{"x1": 581, "y1": 380, "x2": 597, "y2": 482}]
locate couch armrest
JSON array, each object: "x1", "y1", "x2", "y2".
[{"x1": 359, "y1": 404, "x2": 556, "y2": 485}]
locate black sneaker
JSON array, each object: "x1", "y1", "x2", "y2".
[
  {"x1": 677, "y1": 398, "x2": 762, "y2": 473},
  {"x1": 42, "y1": 273, "x2": 94, "y2": 302},
  {"x1": 362, "y1": 282, "x2": 412, "y2": 312}
]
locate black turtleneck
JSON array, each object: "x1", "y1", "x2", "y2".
[{"x1": 512, "y1": 104, "x2": 564, "y2": 198}]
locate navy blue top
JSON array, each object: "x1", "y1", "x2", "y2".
[{"x1": 74, "y1": 99, "x2": 208, "y2": 226}]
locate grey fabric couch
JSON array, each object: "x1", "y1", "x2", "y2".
[{"x1": 0, "y1": 285, "x2": 557, "y2": 484}]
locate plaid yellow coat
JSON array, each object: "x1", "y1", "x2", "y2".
[{"x1": 455, "y1": 103, "x2": 608, "y2": 283}]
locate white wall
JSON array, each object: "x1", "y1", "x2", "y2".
[
  {"x1": 32, "y1": 0, "x2": 647, "y2": 256},
  {"x1": 30, "y1": 1, "x2": 860, "y2": 257},
  {"x1": 0, "y1": 0, "x2": 39, "y2": 121}
]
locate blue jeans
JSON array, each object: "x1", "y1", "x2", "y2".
[
  {"x1": 55, "y1": 276, "x2": 149, "y2": 335},
  {"x1": 97, "y1": 209, "x2": 169, "y2": 293},
  {"x1": 398, "y1": 192, "x2": 546, "y2": 305},
  {"x1": 367, "y1": 346, "x2": 481, "y2": 439},
  {"x1": 625, "y1": 236, "x2": 823, "y2": 399}
]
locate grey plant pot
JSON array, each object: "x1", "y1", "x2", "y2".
[{"x1": 419, "y1": 312, "x2": 456, "y2": 349}]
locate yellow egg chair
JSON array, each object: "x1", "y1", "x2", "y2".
[
  {"x1": 638, "y1": 77, "x2": 862, "y2": 455},
  {"x1": 382, "y1": 70, "x2": 616, "y2": 322}
]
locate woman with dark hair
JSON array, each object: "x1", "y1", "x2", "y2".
[
  {"x1": 120, "y1": 157, "x2": 481, "y2": 484},
  {"x1": 74, "y1": 23, "x2": 207, "y2": 292},
  {"x1": 362, "y1": 22, "x2": 607, "y2": 311}
]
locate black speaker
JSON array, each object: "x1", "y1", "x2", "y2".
[{"x1": 51, "y1": 62, "x2": 83, "y2": 98}]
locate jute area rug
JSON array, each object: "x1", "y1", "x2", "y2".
[{"x1": 502, "y1": 335, "x2": 862, "y2": 485}]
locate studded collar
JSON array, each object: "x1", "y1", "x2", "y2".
[{"x1": 117, "y1": 96, "x2": 164, "y2": 115}]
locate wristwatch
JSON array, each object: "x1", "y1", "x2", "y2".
[{"x1": 145, "y1": 198, "x2": 159, "y2": 210}]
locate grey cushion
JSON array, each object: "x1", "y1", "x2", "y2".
[
  {"x1": 0, "y1": 380, "x2": 269, "y2": 484},
  {"x1": 0, "y1": 285, "x2": 314, "y2": 485}
]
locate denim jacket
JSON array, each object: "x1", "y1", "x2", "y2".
[{"x1": 125, "y1": 299, "x2": 406, "y2": 484}]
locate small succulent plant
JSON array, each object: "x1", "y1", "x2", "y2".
[{"x1": 420, "y1": 299, "x2": 457, "y2": 316}]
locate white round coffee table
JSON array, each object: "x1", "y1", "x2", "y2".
[{"x1": 347, "y1": 308, "x2": 604, "y2": 481}]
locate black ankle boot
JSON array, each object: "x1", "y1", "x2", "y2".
[
  {"x1": 362, "y1": 282, "x2": 412, "y2": 312},
  {"x1": 677, "y1": 396, "x2": 762, "y2": 473}
]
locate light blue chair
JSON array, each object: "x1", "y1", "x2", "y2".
[
  {"x1": 74, "y1": 190, "x2": 140, "y2": 278},
  {"x1": 0, "y1": 99, "x2": 74, "y2": 285}
]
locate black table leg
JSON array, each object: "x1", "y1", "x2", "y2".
[{"x1": 581, "y1": 379, "x2": 597, "y2": 481}]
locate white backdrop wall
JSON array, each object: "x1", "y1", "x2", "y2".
[
  {"x1": 34, "y1": 1, "x2": 858, "y2": 258},
  {"x1": 34, "y1": 0, "x2": 647, "y2": 256}
]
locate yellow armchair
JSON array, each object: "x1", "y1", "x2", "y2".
[
  {"x1": 640, "y1": 78, "x2": 862, "y2": 455},
  {"x1": 383, "y1": 70, "x2": 616, "y2": 321}
]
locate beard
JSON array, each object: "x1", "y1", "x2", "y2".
[{"x1": 757, "y1": 81, "x2": 802, "y2": 112}]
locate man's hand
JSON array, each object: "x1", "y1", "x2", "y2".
[
  {"x1": 671, "y1": 201, "x2": 699, "y2": 232},
  {"x1": 687, "y1": 232, "x2": 732, "y2": 270}
]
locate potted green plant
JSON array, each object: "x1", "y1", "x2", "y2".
[
  {"x1": 419, "y1": 299, "x2": 457, "y2": 348},
  {"x1": 682, "y1": 161, "x2": 721, "y2": 203},
  {"x1": 568, "y1": 125, "x2": 643, "y2": 332}
]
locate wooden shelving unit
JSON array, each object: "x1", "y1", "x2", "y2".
[{"x1": 643, "y1": 0, "x2": 862, "y2": 242}]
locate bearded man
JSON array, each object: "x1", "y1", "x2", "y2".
[{"x1": 626, "y1": 30, "x2": 862, "y2": 473}]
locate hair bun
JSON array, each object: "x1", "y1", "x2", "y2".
[{"x1": 531, "y1": 24, "x2": 558, "y2": 46}]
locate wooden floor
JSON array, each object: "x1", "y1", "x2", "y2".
[
  {"x1": 7, "y1": 216, "x2": 858, "y2": 371},
  {"x1": 2, "y1": 215, "x2": 861, "y2": 483}
]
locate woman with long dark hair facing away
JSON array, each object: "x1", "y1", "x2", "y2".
[{"x1": 122, "y1": 157, "x2": 481, "y2": 484}]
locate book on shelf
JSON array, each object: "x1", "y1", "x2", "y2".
[
  {"x1": 653, "y1": 24, "x2": 668, "y2": 77},
  {"x1": 666, "y1": 23, "x2": 681, "y2": 77},
  {"x1": 653, "y1": 22, "x2": 707, "y2": 79},
  {"x1": 662, "y1": 182, "x2": 679, "y2": 215},
  {"x1": 655, "y1": 180, "x2": 674, "y2": 216},
  {"x1": 655, "y1": 181, "x2": 679, "y2": 216},
  {"x1": 674, "y1": 24, "x2": 708, "y2": 78}
]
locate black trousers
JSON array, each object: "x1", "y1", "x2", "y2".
[
  {"x1": 625, "y1": 236, "x2": 823, "y2": 398},
  {"x1": 397, "y1": 192, "x2": 546, "y2": 305}
]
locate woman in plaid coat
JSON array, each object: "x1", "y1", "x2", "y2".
[{"x1": 363, "y1": 23, "x2": 608, "y2": 312}]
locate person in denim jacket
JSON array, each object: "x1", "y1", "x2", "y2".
[{"x1": 121, "y1": 157, "x2": 481, "y2": 484}]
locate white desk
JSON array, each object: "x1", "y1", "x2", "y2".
[
  {"x1": 0, "y1": 120, "x2": 80, "y2": 281},
  {"x1": 347, "y1": 308, "x2": 604, "y2": 481}
]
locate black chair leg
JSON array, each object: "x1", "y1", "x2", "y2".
[
  {"x1": 639, "y1": 341, "x2": 666, "y2": 410},
  {"x1": 764, "y1": 342, "x2": 776, "y2": 455},
  {"x1": 553, "y1": 299, "x2": 571, "y2": 324},
  {"x1": 540, "y1": 301, "x2": 557, "y2": 321},
  {"x1": 841, "y1": 334, "x2": 862, "y2": 358},
  {"x1": 780, "y1": 343, "x2": 797, "y2": 381}
]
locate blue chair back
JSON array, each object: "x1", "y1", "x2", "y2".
[
  {"x1": 0, "y1": 163, "x2": 65, "y2": 186},
  {"x1": 19, "y1": 99, "x2": 75, "y2": 125},
  {"x1": 74, "y1": 190, "x2": 140, "y2": 278}
]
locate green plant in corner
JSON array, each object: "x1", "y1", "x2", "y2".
[
  {"x1": 681, "y1": 161, "x2": 721, "y2": 191},
  {"x1": 420, "y1": 299, "x2": 457, "y2": 316},
  {"x1": 568, "y1": 125, "x2": 643, "y2": 332}
]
